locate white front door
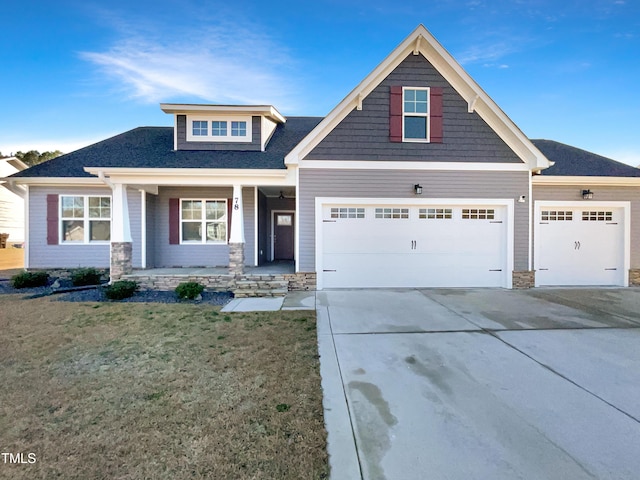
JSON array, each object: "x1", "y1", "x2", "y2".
[
  {"x1": 535, "y1": 205, "x2": 627, "y2": 286},
  {"x1": 319, "y1": 202, "x2": 510, "y2": 289}
]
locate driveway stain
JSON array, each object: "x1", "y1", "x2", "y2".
[
  {"x1": 348, "y1": 381, "x2": 398, "y2": 479},
  {"x1": 404, "y1": 354, "x2": 453, "y2": 396}
]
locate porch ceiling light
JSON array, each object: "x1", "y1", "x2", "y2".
[
  {"x1": 414, "y1": 184, "x2": 423, "y2": 195},
  {"x1": 582, "y1": 189, "x2": 594, "y2": 200}
]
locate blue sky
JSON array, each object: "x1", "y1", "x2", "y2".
[{"x1": 1, "y1": 0, "x2": 639, "y2": 165}]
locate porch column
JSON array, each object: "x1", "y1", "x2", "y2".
[
  {"x1": 229, "y1": 184, "x2": 245, "y2": 276},
  {"x1": 110, "y1": 183, "x2": 133, "y2": 280}
]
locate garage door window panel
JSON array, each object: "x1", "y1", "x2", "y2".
[
  {"x1": 541, "y1": 210, "x2": 573, "y2": 222},
  {"x1": 375, "y1": 208, "x2": 409, "y2": 219},
  {"x1": 330, "y1": 207, "x2": 365, "y2": 219},
  {"x1": 582, "y1": 211, "x2": 613, "y2": 222},
  {"x1": 462, "y1": 208, "x2": 495, "y2": 220},
  {"x1": 419, "y1": 208, "x2": 452, "y2": 219}
]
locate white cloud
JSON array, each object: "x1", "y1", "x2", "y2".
[
  {"x1": 456, "y1": 42, "x2": 518, "y2": 65},
  {"x1": 80, "y1": 23, "x2": 300, "y2": 110}
]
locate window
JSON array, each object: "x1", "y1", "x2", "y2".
[
  {"x1": 375, "y1": 208, "x2": 409, "y2": 219},
  {"x1": 187, "y1": 116, "x2": 251, "y2": 142},
  {"x1": 419, "y1": 208, "x2": 452, "y2": 219},
  {"x1": 541, "y1": 210, "x2": 573, "y2": 221},
  {"x1": 60, "y1": 195, "x2": 111, "y2": 243},
  {"x1": 231, "y1": 121, "x2": 247, "y2": 137},
  {"x1": 180, "y1": 199, "x2": 227, "y2": 243},
  {"x1": 403, "y1": 87, "x2": 429, "y2": 141},
  {"x1": 192, "y1": 120, "x2": 208, "y2": 136},
  {"x1": 330, "y1": 207, "x2": 365, "y2": 219},
  {"x1": 211, "y1": 121, "x2": 227, "y2": 136},
  {"x1": 462, "y1": 208, "x2": 495, "y2": 220},
  {"x1": 582, "y1": 211, "x2": 613, "y2": 222}
]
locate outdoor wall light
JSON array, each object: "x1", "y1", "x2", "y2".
[
  {"x1": 414, "y1": 184, "x2": 423, "y2": 195},
  {"x1": 582, "y1": 189, "x2": 594, "y2": 200}
]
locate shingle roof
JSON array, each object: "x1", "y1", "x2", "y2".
[
  {"x1": 532, "y1": 139, "x2": 640, "y2": 177},
  {"x1": 11, "y1": 117, "x2": 323, "y2": 178}
]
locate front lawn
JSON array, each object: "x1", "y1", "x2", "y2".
[{"x1": 0, "y1": 295, "x2": 327, "y2": 479}]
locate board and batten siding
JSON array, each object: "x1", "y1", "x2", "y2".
[
  {"x1": 299, "y1": 169, "x2": 530, "y2": 272},
  {"x1": 28, "y1": 186, "x2": 143, "y2": 269},
  {"x1": 176, "y1": 115, "x2": 262, "y2": 151},
  {"x1": 153, "y1": 186, "x2": 255, "y2": 267},
  {"x1": 304, "y1": 54, "x2": 523, "y2": 164},
  {"x1": 532, "y1": 185, "x2": 640, "y2": 268}
]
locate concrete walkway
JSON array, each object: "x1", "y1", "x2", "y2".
[
  {"x1": 317, "y1": 288, "x2": 640, "y2": 480},
  {"x1": 221, "y1": 290, "x2": 315, "y2": 312}
]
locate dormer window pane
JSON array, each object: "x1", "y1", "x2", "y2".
[
  {"x1": 212, "y1": 121, "x2": 227, "y2": 136},
  {"x1": 231, "y1": 121, "x2": 247, "y2": 137},
  {"x1": 192, "y1": 121, "x2": 208, "y2": 136}
]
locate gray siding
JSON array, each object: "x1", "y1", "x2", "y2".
[
  {"x1": 305, "y1": 54, "x2": 522, "y2": 163},
  {"x1": 299, "y1": 169, "x2": 530, "y2": 272},
  {"x1": 29, "y1": 186, "x2": 112, "y2": 268},
  {"x1": 176, "y1": 115, "x2": 261, "y2": 151},
  {"x1": 533, "y1": 185, "x2": 640, "y2": 268},
  {"x1": 153, "y1": 186, "x2": 255, "y2": 267}
]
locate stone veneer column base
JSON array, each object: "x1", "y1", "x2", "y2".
[
  {"x1": 629, "y1": 269, "x2": 640, "y2": 286},
  {"x1": 512, "y1": 270, "x2": 535, "y2": 289},
  {"x1": 110, "y1": 242, "x2": 132, "y2": 280},
  {"x1": 228, "y1": 242, "x2": 245, "y2": 276}
]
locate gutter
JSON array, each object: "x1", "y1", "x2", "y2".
[{"x1": 0, "y1": 178, "x2": 27, "y2": 198}]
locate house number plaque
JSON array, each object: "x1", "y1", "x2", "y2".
[{"x1": 234, "y1": 197, "x2": 239, "y2": 210}]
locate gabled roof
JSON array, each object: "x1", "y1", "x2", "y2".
[
  {"x1": 532, "y1": 140, "x2": 640, "y2": 177},
  {"x1": 285, "y1": 24, "x2": 551, "y2": 171},
  {"x1": 9, "y1": 118, "x2": 322, "y2": 179},
  {"x1": 1, "y1": 157, "x2": 28, "y2": 171}
]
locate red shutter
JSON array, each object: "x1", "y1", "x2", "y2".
[
  {"x1": 169, "y1": 198, "x2": 179, "y2": 245},
  {"x1": 46, "y1": 194, "x2": 59, "y2": 245},
  {"x1": 227, "y1": 198, "x2": 232, "y2": 241},
  {"x1": 389, "y1": 86, "x2": 403, "y2": 142},
  {"x1": 430, "y1": 87, "x2": 443, "y2": 143}
]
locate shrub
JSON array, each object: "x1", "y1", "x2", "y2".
[
  {"x1": 10, "y1": 271, "x2": 49, "y2": 289},
  {"x1": 71, "y1": 268, "x2": 102, "y2": 286},
  {"x1": 175, "y1": 281, "x2": 205, "y2": 300},
  {"x1": 104, "y1": 280, "x2": 138, "y2": 300}
]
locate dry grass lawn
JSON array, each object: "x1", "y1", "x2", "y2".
[{"x1": 0, "y1": 294, "x2": 327, "y2": 479}]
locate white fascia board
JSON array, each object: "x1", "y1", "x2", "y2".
[
  {"x1": 3, "y1": 157, "x2": 29, "y2": 171},
  {"x1": 7, "y1": 177, "x2": 103, "y2": 186},
  {"x1": 285, "y1": 24, "x2": 551, "y2": 173},
  {"x1": 533, "y1": 176, "x2": 640, "y2": 186},
  {"x1": 160, "y1": 104, "x2": 286, "y2": 124},
  {"x1": 84, "y1": 167, "x2": 296, "y2": 186},
  {"x1": 299, "y1": 160, "x2": 529, "y2": 171}
]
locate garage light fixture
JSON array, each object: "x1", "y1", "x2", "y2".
[
  {"x1": 582, "y1": 189, "x2": 594, "y2": 200},
  {"x1": 414, "y1": 184, "x2": 423, "y2": 195}
]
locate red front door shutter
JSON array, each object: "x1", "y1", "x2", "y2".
[
  {"x1": 430, "y1": 87, "x2": 443, "y2": 143},
  {"x1": 389, "y1": 86, "x2": 403, "y2": 142},
  {"x1": 47, "y1": 194, "x2": 59, "y2": 245},
  {"x1": 169, "y1": 198, "x2": 179, "y2": 245}
]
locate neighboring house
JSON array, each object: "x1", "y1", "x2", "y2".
[
  {"x1": 0, "y1": 157, "x2": 28, "y2": 243},
  {"x1": 3, "y1": 25, "x2": 640, "y2": 289}
]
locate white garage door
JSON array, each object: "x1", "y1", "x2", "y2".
[
  {"x1": 535, "y1": 206, "x2": 625, "y2": 286},
  {"x1": 320, "y1": 203, "x2": 508, "y2": 288}
]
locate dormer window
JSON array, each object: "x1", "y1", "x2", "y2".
[{"x1": 186, "y1": 116, "x2": 252, "y2": 142}]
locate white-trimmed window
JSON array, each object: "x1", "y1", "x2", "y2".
[
  {"x1": 60, "y1": 195, "x2": 111, "y2": 243},
  {"x1": 403, "y1": 87, "x2": 429, "y2": 141},
  {"x1": 180, "y1": 199, "x2": 227, "y2": 244},
  {"x1": 187, "y1": 116, "x2": 251, "y2": 142}
]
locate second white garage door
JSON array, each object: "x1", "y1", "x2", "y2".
[
  {"x1": 319, "y1": 202, "x2": 510, "y2": 288},
  {"x1": 535, "y1": 204, "x2": 628, "y2": 286}
]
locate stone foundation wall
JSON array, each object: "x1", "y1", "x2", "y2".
[
  {"x1": 110, "y1": 242, "x2": 132, "y2": 280},
  {"x1": 228, "y1": 243, "x2": 245, "y2": 276},
  {"x1": 629, "y1": 269, "x2": 640, "y2": 286},
  {"x1": 123, "y1": 274, "x2": 234, "y2": 291},
  {"x1": 284, "y1": 272, "x2": 317, "y2": 291},
  {"x1": 512, "y1": 270, "x2": 535, "y2": 289}
]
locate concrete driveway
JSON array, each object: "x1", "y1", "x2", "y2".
[{"x1": 316, "y1": 288, "x2": 640, "y2": 480}]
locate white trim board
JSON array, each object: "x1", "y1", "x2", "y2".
[{"x1": 299, "y1": 160, "x2": 529, "y2": 171}]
